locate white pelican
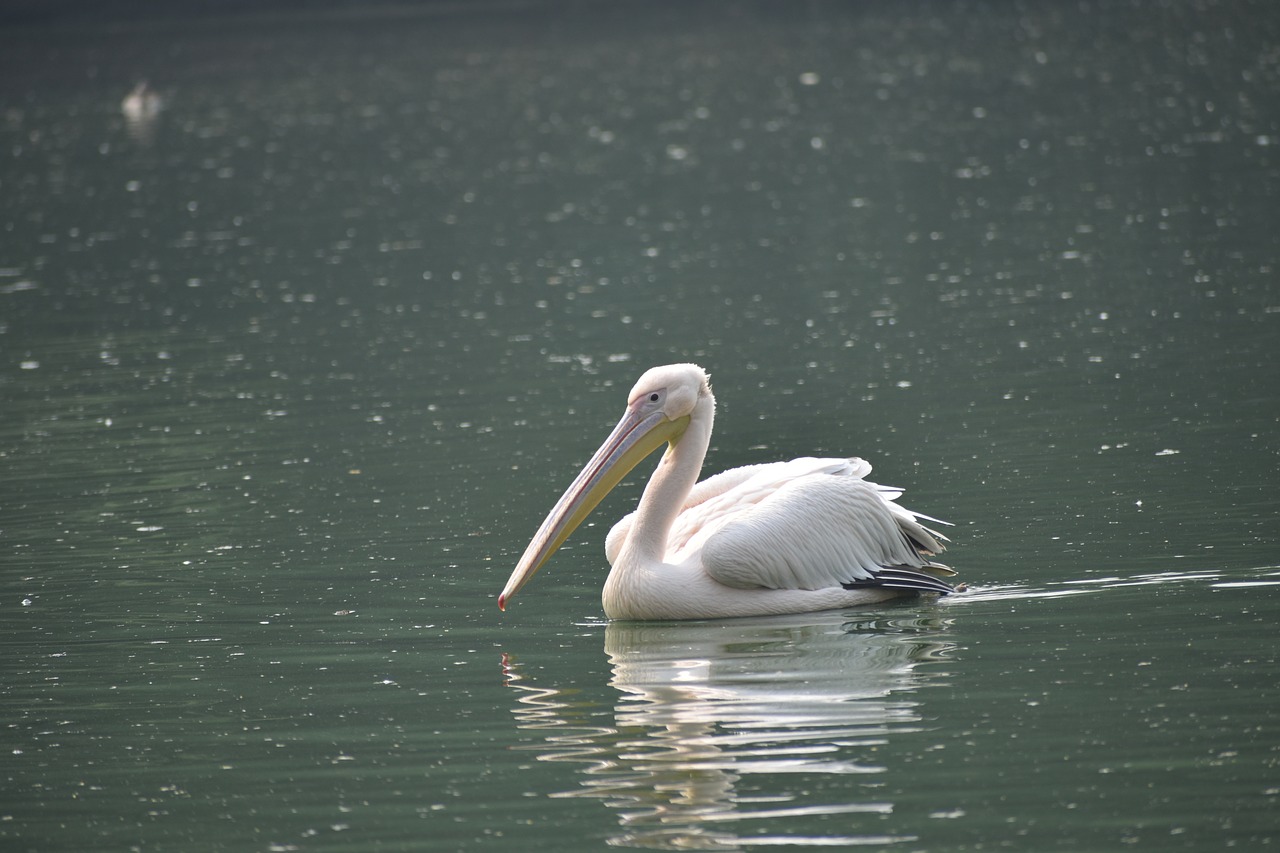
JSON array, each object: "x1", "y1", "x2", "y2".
[{"x1": 499, "y1": 363, "x2": 956, "y2": 620}]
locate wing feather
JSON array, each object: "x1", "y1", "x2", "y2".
[
  {"x1": 607, "y1": 458, "x2": 862, "y2": 564},
  {"x1": 699, "y1": 468, "x2": 949, "y2": 593}
]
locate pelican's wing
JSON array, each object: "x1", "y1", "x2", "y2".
[
  {"x1": 668, "y1": 458, "x2": 865, "y2": 555},
  {"x1": 607, "y1": 459, "x2": 853, "y2": 564},
  {"x1": 698, "y1": 468, "x2": 952, "y2": 594}
]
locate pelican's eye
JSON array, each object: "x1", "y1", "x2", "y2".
[{"x1": 636, "y1": 388, "x2": 666, "y2": 411}]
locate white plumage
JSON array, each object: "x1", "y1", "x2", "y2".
[{"x1": 499, "y1": 364, "x2": 956, "y2": 620}]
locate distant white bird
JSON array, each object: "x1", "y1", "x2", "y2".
[
  {"x1": 121, "y1": 81, "x2": 163, "y2": 122},
  {"x1": 499, "y1": 363, "x2": 956, "y2": 620},
  {"x1": 120, "y1": 80, "x2": 163, "y2": 142}
]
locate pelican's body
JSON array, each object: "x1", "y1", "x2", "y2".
[{"x1": 499, "y1": 364, "x2": 956, "y2": 620}]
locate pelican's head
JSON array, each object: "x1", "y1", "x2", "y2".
[
  {"x1": 626, "y1": 363, "x2": 710, "y2": 420},
  {"x1": 498, "y1": 363, "x2": 711, "y2": 611}
]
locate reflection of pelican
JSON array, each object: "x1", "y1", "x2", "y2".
[
  {"x1": 504, "y1": 611, "x2": 957, "y2": 850},
  {"x1": 121, "y1": 81, "x2": 163, "y2": 141},
  {"x1": 500, "y1": 364, "x2": 956, "y2": 620}
]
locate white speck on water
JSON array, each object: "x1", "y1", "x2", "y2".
[{"x1": 930, "y1": 808, "x2": 966, "y2": 819}]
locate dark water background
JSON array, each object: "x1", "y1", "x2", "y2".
[{"x1": 2, "y1": 2, "x2": 1277, "y2": 850}]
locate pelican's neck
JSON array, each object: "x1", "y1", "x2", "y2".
[{"x1": 623, "y1": 391, "x2": 714, "y2": 566}]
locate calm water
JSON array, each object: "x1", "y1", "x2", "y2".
[{"x1": 3, "y1": 1, "x2": 1278, "y2": 850}]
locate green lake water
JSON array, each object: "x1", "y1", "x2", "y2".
[{"x1": 2, "y1": 1, "x2": 1278, "y2": 850}]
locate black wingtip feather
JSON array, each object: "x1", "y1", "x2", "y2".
[{"x1": 842, "y1": 566, "x2": 956, "y2": 595}]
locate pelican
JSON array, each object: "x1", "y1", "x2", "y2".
[{"x1": 499, "y1": 363, "x2": 957, "y2": 620}]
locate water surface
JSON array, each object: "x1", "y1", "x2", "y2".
[{"x1": 2, "y1": 2, "x2": 1278, "y2": 850}]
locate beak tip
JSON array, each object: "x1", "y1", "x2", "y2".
[{"x1": 498, "y1": 593, "x2": 508, "y2": 611}]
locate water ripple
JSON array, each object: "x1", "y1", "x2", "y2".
[{"x1": 947, "y1": 566, "x2": 1277, "y2": 603}]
